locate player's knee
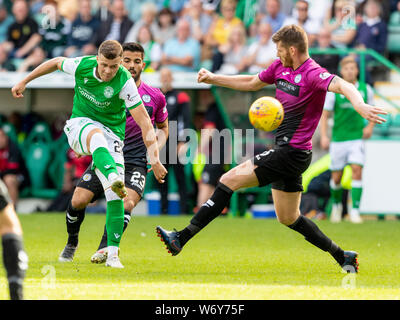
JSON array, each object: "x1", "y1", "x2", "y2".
[
  {"x1": 124, "y1": 198, "x2": 136, "y2": 212},
  {"x1": 219, "y1": 172, "x2": 236, "y2": 190},
  {"x1": 3, "y1": 174, "x2": 18, "y2": 188},
  {"x1": 276, "y1": 212, "x2": 299, "y2": 226},
  {"x1": 71, "y1": 191, "x2": 92, "y2": 210}
]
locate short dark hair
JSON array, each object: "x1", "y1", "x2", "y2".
[
  {"x1": 98, "y1": 40, "x2": 123, "y2": 59},
  {"x1": 122, "y1": 42, "x2": 145, "y2": 59},
  {"x1": 272, "y1": 24, "x2": 308, "y2": 54}
]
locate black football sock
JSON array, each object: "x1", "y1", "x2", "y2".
[
  {"x1": 2, "y1": 233, "x2": 27, "y2": 300},
  {"x1": 288, "y1": 215, "x2": 345, "y2": 265},
  {"x1": 66, "y1": 201, "x2": 86, "y2": 247},
  {"x1": 178, "y1": 183, "x2": 234, "y2": 246},
  {"x1": 97, "y1": 210, "x2": 131, "y2": 250}
]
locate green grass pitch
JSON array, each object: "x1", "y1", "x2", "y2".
[{"x1": 1, "y1": 213, "x2": 400, "y2": 300}]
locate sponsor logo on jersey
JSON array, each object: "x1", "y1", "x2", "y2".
[
  {"x1": 276, "y1": 78, "x2": 300, "y2": 97},
  {"x1": 319, "y1": 72, "x2": 331, "y2": 80},
  {"x1": 104, "y1": 86, "x2": 114, "y2": 98},
  {"x1": 282, "y1": 72, "x2": 290, "y2": 76},
  {"x1": 127, "y1": 94, "x2": 135, "y2": 102},
  {"x1": 78, "y1": 86, "x2": 111, "y2": 108},
  {"x1": 142, "y1": 94, "x2": 151, "y2": 103},
  {"x1": 84, "y1": 78, "x2": 88, "y2": 84}
]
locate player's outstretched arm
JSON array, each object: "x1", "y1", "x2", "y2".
[
  {"x1": 327, "y1": 76, "x2": 387, "y2": 124},
  {"x1": 129, "y1": 105, "x2": 168, "y2": 183},
  {"x1": 197, "y1": 68, "x2": 267, "y2": 91},
  {"x1": 11, "y1": 57, "x2": 66, "y2": 98}
]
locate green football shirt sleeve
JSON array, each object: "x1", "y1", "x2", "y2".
[
  {"x1": 119, "y1": 78, "x2": 143, "y2": 110},
  {"x1": 61, "y1": 57, "x2": 83, "y2": 76}
]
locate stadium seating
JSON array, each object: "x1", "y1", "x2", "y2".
[{"x1": 24, "y1": 141, "x2": 58, "y2": 198}]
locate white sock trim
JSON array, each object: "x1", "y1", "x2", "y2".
[
  {"x1": 107, "y1": 246, "x2": 119, "y2": 258},
  {"x1": 351, "y1": 180, "x2": 363, "y2": 188}
]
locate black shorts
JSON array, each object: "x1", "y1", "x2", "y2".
[
  {"x1": 252, "y1": 145, "x2": 312, "y2": 192},
  {"x1": 201, "y1": 163, "x2": 226, "y2": 187},
  {"x1": 77, "y1": 164, "x2": 148, "y2": 201},
  {"x1": 0, "y1": 179, "x2": 11, "y2": 210}
]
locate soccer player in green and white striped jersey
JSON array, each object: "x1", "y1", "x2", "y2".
[
  {"x1": 11, "y1": 40, "x2": 167, "y2": 268},
  {"x1": 320, "y1": 56, "x2": 375, "y2": 224}
]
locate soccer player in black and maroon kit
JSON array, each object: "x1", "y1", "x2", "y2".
[{"x1": 156, "y1": 25, "x2": 387, "y2": 273}]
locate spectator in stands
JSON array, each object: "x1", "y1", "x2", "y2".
[
  {"x1": 260, "y1": 0, "x2": 287, "y2": 33},
  {"x1": 155, "y1": 8, "x2": 176, "y2": 45},
  {"x1": 56, "y1": 0, "x2": 79, "y2": 23},
  {"x1": 256, "y1": 0, "x2": 294, "y2": 16},
  {"x1": 0, "y1": 128, "x2": 23, "y2": 205},
  {"x1": 357, "y1": 0, "x2": 391, "y2": 23},
  {"x1": 86, "y1": 0, "x2": 133, "y2": 51},
  {"x1": 1, "y1": 0, "x2": 41, "y2": 60},
  {"x1": 213, "y1": 24, "x2": 248, "y2": 74},
  {"x1": 93, "y1": 0, "x2": 112, "y2": 22},
  {"x1": 354, "y1": 0, "x2": 387, "y2": 55},
  {"x1": 0, "y1": 4, "x2": 14, "y2": 44},
  {"x1": 156, "y1": 0, "x2": 188, "y2": 14},
  {"x1": 161, "y1": 18, "x2": 201, "y2": 72},
  {"x1": 0, "y1": 45, "x2": 15, "y2": 71},
  {"x1": 324, "y1": 0, "x2": 357, "y2": 49},
  {"x1": 137, "y1": 25, "x2": 162, "y2": 72},
  {"x1": 236, "y1": 0, "x2": 258, "y2": 34},
  {"x1": 123, "y1": 0, "x2": 155, "y2": 23},
  {"x1": 205, "y1": 0, "x2": 243, "y2": 49},
  {"x1": 46, "y1": 148, "x2": 92, "y2": 212},
  {"x1": 64, "y1": 0, "x2": 101, "y2": 58},
  {"x1": 124, "y1": 2, "x2": 160, "y2": 43},
  {"x1": 156, "y1": 67, "x2": 191, "y2": 214},
  {"x1": 282, "y1": 0, "x2": 320, "y2": 46},
  {"x1": 182, "y1": 0, "x2": 213, "y2": 44},
  {"x1": 312, "y1": 28, "x2": 340, "y2": 75},
  {"x1": 243, "y1": 22, "x2": 276, "y2": 74},
  {"x1": 17, "y1": 3, "x2": 69, "y2": 72}
]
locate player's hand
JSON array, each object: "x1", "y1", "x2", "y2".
[
  {"x1": 11, "y1": 81, "x2": 26, "y2": 98},
  {"x1": 320, "y1": 135, "x2": 330, "y2": 150},
  {"x1": 356, "y1": 103, "x2": 387, "y2": 124},
  {"x1": 150, "y1": 160, "x2": 168, "y2": 184},
  {"x1": 197, "y1": 68, "x2": 215, "y2": 84}
]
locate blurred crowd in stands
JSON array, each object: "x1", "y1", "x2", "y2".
[{"x1": 0, "y1": 0, "x2": 398, "y2": 74}]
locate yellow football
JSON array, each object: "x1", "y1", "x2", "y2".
[{"x1": 248, "y1": 96, "x2": 284, "y2": 132}]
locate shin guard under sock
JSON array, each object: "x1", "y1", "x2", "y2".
[
  {"x1": 179, "y1": 183, "x2": 233, "y2": 246},
  {"x1": 289, "y1": 215, "x2": 345, "y2": 265}
]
